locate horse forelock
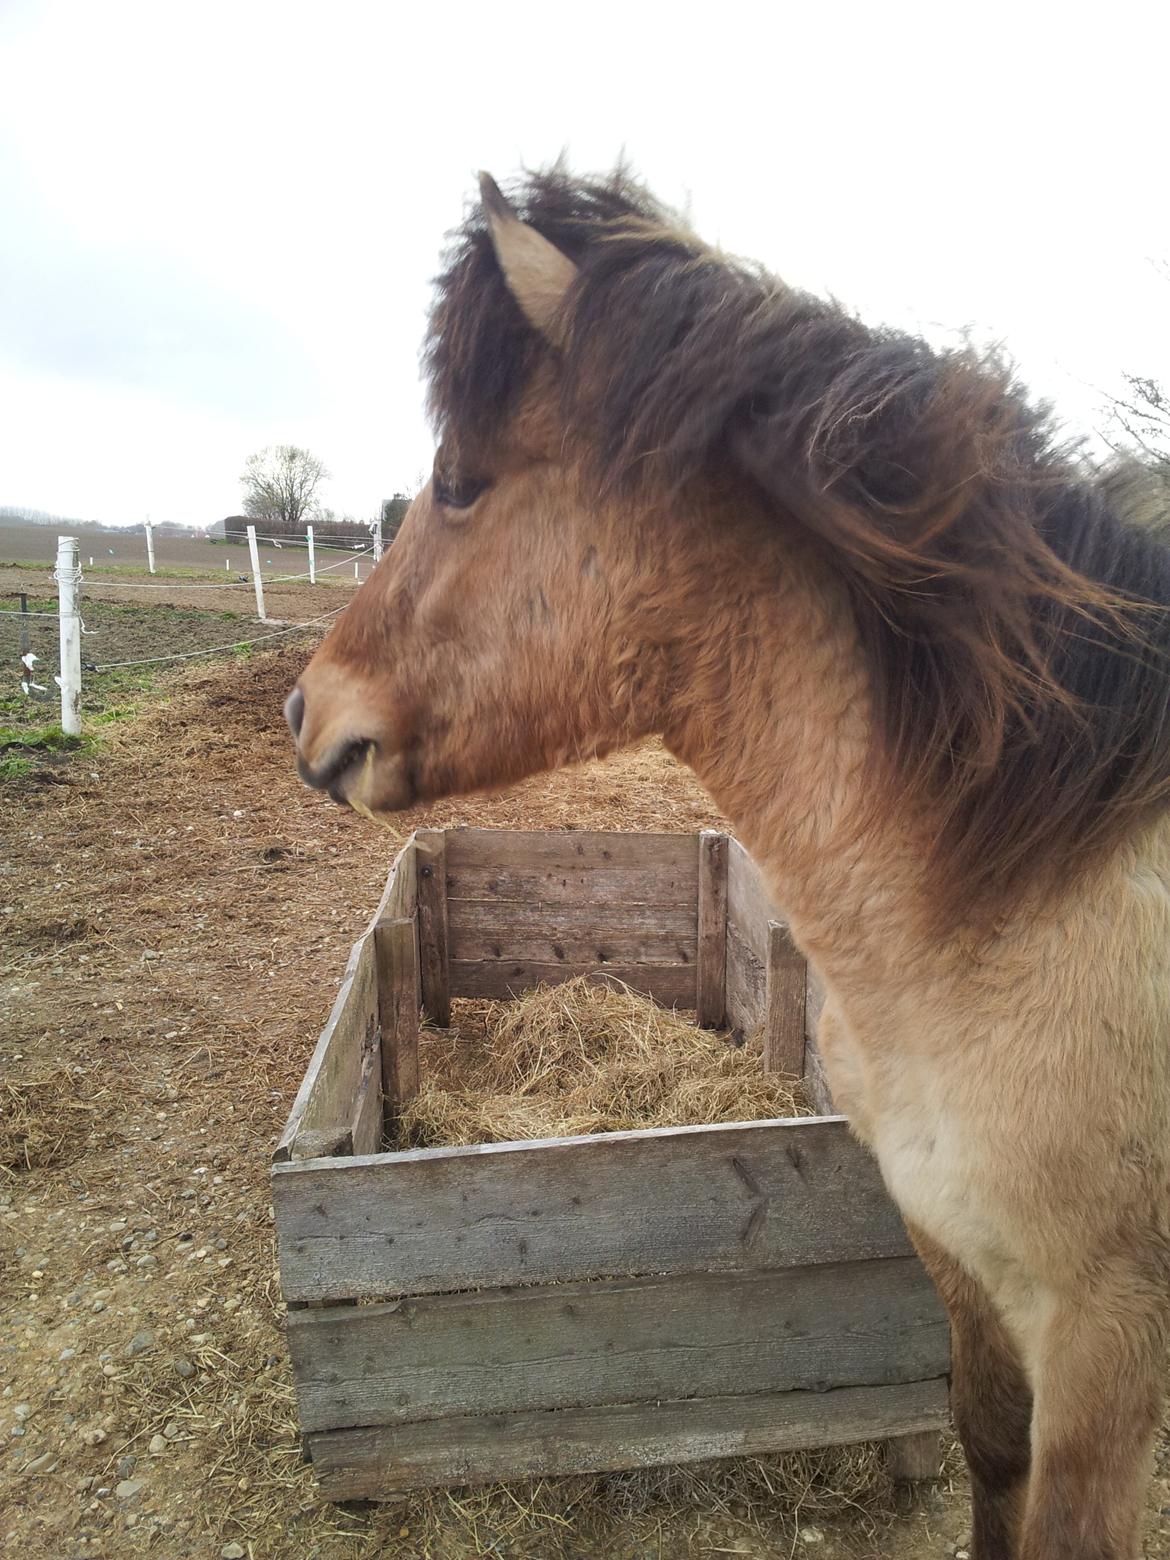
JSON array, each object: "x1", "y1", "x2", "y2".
[{"x1": 424, "y1": 164, "x2": 1170, "y2": 915}]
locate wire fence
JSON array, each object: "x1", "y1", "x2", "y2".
[
  {"x1": 76, "y1": 544, "x2": 375, "y2": 590},
  {"x1": 4, "y1": 527, "x2": 359, "y2": 729},
  {"x1": 246, "y1": 531, "x2": 374, "y2": 547},
  {"x1": 89, "y1": 605, "x2": 348, "y2": 670}
]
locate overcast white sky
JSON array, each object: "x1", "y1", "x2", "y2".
[{"x1": 1, "y1": 0, "x2": 1167, "y2": 528}]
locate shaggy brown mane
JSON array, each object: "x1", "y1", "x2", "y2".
[{"x1": 425, "y1": 167, "x2": 1170, "y2": 908}]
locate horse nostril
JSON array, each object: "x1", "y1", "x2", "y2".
[{"x1": 284, "y1": 686, "x2": 306, "y2": 739}]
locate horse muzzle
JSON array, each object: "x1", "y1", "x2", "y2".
[{"x1": 284, "y1": 677, "x2": 414, "y2": 811}]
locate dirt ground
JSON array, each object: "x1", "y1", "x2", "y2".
[{"x1": 4, "y1": 626, "x2": 1170, "y2": 1559}]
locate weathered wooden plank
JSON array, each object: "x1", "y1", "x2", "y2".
[
  {"x1": 764, "y1": 920, "x2": 806, "y2": 1076},
  {"x1": 696, "y1": 830, "x2": 728, "y2": 1029},
  {"x1": 445, "y1": 828, "x2": 698, "y2": 877},
  {"x1": 448, "y1": 901, "x2": 698, "y2": 967},
  {"x1": 306, "y1": 1378, "x2": 951, "y2": 1498},
  {"x1": 725, "y1": 921, "x2": 766, "y2": 1034},
  {"x1": 274, "y1": 932, "x2": 379, "y2": 1163},
  {"x1": 379, "y1": 835, "x2": 419, "y2": 922},
  {"x1": 375, "y1": 917, "x2": 419, "y2": 1118},
  {"x1": 347, "y1": 1050, "x2": 382, "y2": 1158},
  {"x1": 803, "y1": 967, "x2": 836, "y2": 1114},
  {"x1": 726, "y1": 839, "x2": 779, "y2": 965},
  {"x1": 448, "y1": 959, "x2": 696, "y2": 1006},
  {"x1": 446, "y1": 863, "x2": 699, "y2": 908},
  {"x1": 287, "y1": 1258, "x2": 948, "y2": 1433},
  {"x1": 886, "y1": 1429, "x2": 943, "y2": 1482},
  {"x1": 272, "y1": 1115, "x2": 908, "y2": 1302},
  {"x1": 273, "y1": 835, "x2": 417, "y2": 1163},
  {"x1": 414, "y1": 830, "x2": 450, "y2": 1027}
]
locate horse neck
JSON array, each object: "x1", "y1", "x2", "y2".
[{"x1": 660, "y1": 527, "x2": 925, "y2": 974}]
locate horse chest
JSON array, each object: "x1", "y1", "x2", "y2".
[
  {"x1": 824, "y1": 1017, "x2": 1020, "y2": 1287},
  {"x1": 879, "y1": 1067, "x2": 992, "y2": 1235},
  {"x1": 871, "y1": 1086, "x2": 997, "y2": 1261}
]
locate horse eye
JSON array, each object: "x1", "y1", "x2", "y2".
[{"x1": 433, "y1": 473, "x2": 487, "y2": 511}]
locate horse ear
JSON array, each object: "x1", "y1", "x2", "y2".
[{"x1": 479, "y1": 172, "x2": 577, "y2": 342}]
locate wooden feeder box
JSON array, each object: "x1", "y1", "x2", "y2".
[{"x1": 272, "y1": 828, "x2": 949, "y2": 1499}]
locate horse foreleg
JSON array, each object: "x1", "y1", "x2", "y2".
[
  {"x1": 1019, "y1": 1267, "x2": 1167, "y2": 1560},
  {"x1": 908, "y1": 1223, "x2": 1033, "y2": 1560}
]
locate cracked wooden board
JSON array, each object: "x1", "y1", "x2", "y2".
[
  {"x1": 287, "y1": 1258, "x2": 948, "y2": 1434},
  {"x1": 272, "y1": 1115, "x2": 913, "y2": 1302},
  {"x1": 304, "y1": 1378, "x2": 951, "y2": 1497}
]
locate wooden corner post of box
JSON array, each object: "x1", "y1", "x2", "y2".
[
  {"x1": 375, "y1": 917, "x2": 419, "y2": 1125},
  {"x1": 886, "y1": 1428, "x2": 943, "y2": 1484},
  {"x1": 764, "y1": 920, "x2": 806, "y2": 1077},
  {"x1": 414, "y1": 829, "x2": 450, "y2": 1027},
  {"x1": 696, "y1": 830, "x2": 728, "y2": 1028}
]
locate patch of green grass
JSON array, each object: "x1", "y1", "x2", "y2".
[
  {"x1": 0, "y1": 722, "x2": 85, "y2": 752},
  {"x1": 0, "y1": 752, "x2": 34, "y2": 781},
  {"x1": 0, "y1": 723, "x2": 87, "y2": 782}
]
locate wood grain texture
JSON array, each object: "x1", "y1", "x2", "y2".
[
  {"x1": 414, "y1": 830, "x2": 450, "y2": 1027},
  {"x1": 696, "y1": 831, "x2": 728, "y2": 1029},
  {"x1": 379, "y1": 836, "x2": 419, "y2": 922},
  {"x1": 725, "y1": 921, "x2": 766, "y2": 1033},
  {"x1": 306, "y1": 1378, "x2": 951, "y2": 1497},
  {"x1": 273, "y1": 1115, "x2": 909, "y2": 1302},
  {"x1": 273, "y1": 836, "x2": 416, "y2": 1163},
  {"x1": 885, "y1": 1429, "x2": 943, "y2": 1482},
  {"x1": 803, "y1": 967, "x2": 836, "y2": 1114},
  {"x1": 726, "y1": 839, "x2": 779, "y2": 965},
  {"x1": 375, "y1": 917, "x2": 420, "y2": 1117},
  {"x1": 445, "y1": 828, "x2": 698, "y2": 876},
  {"x1": 448, "y1": 959, "x2": 697, "y2": 1005},
  {"x1": 287, "y1": 1257, "x2": 948, "y2": 1433},
  {"x1": 348, "y1": 1050, "x2": 382, "y2": 1158},
  {"x1": 448, "y1": 900, "x2": 698, "y2": 966},
  {"x1": 446, "y1": 862, "x2": 699, "y2": 908},
  {"x1": 274, "y1": 933, "x2": 379, "y2": 1163},
  {"x1": 764, "y1": 920, "x2": 806, "y2": 1077}
]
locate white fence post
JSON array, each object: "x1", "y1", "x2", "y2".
[
  {"x1": 371, "y1": 517, "x2": 383, "y2": 565},
  {"x1": 225, "y1": 558, "x2": 230, "y2": 570},
  {"x1": 354, "y1": 560, "x2": 360, "y2": 580},
  {"x1": 144, "y1": 517, "x2": 156, "y2": 575},
  {"x1": 246, "y1": 524, "x2": 267, "y2": 622},
  {"x1": 307, "y1": 524, "x2": 316, "y2": 584},
  {"x1": 56, "y1": 535, "x2": 82, "y2": 737}
]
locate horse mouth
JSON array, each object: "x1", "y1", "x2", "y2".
[
  {"x1": 298, "y1": 740, "x2": 417, "y2": 813},
  {"x1": 296, "y1": 738, "x2": 370, "y2": 803}
]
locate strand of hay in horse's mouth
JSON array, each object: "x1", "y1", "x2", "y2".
[
  {"x1": 345, "y1": 741, "x2": 406, "y2": 843},
  {"x1": 396, "y1": 975, "x2": 808, "y2": 1148}
]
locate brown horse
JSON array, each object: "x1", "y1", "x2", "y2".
[{"x1": 285, "y1": 167, "x2": 1170, "y2": 1559}]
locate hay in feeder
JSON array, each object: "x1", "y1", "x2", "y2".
[{"x1": 397, "y1": 975, "x2": 808, "y2": 1148}]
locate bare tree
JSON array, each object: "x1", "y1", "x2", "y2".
[
  {"x1": 1104, "y1": 373, "x2": 1170, "y2": 470},
  {"x1": 1097, "y1": 262, "x2": 1170, "y2": 526},
  {"x1": 240, "y1": 446, "x2": 329, "y2": 535}
]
